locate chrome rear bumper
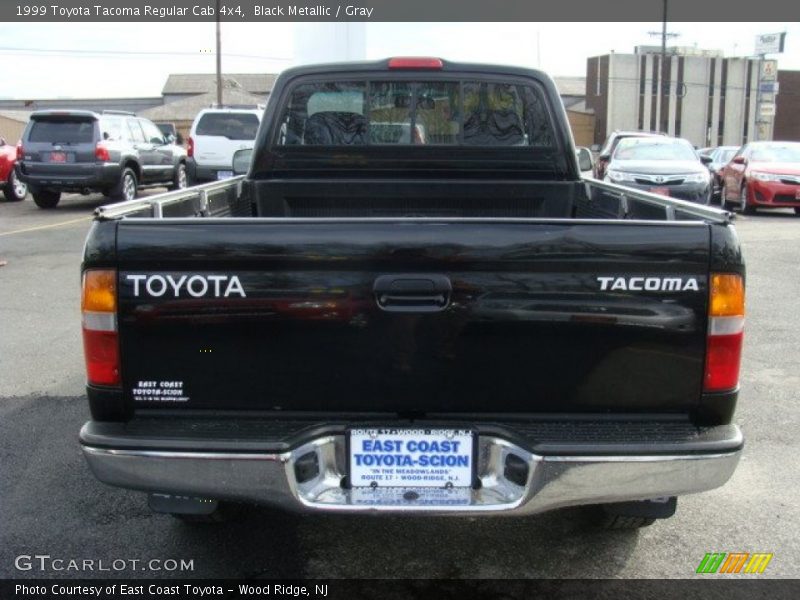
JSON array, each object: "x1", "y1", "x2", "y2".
[{"x1": 82, "y1": 429, "x2": 742, "y2": 514}]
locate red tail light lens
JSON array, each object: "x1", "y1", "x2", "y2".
[
  {"x1": 16, "y1": 141, "x2": 23, "y2": 160},
  {"x1": 705, "y1": 332, "x2": 744, "y2": 392},
  {"x1": 187, "y1": 136, "x2": 194, "y2": 158},
  {"x1": 82, "y1": 269, "x2": 120, "y2": 387},
  {"x1": 83, "y1": 329, "x2": 121, "y2": 386},
  {"x1": 95, "y1": 142, "x2": 110, "y2": 162},
  {"x1": 704, "y1": 274, "x2": 745, "y2": 392},
  {"x1": 388, "y1": 57, "x2": 444, "y2": 70}
]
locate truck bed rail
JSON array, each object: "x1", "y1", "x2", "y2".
[
  {"x1": 94, "y1": 176, "x2": 733, "y2": 224},
  {"x1": 94, "y1": 176, "x2": 245, "y2": 220}
]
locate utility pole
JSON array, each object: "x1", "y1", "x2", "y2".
[
  {"x1": 647, "y1": 0, "x2": 679, "y2": 133},
  {"x1": 215, "y1": 0, "x2": 222, "y2": 107}
]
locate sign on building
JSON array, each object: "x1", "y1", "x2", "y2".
[
  {"x1": 761, "y1": 60, "x2": 778, "y2": 81},
  {"x1": 759, "y1": 81, "x2": 779, "y2": 94},
  {"x1": 759, "y1": 104, "x2": 776, "y2": 117},
  {"x1": 755, "y1": 33, "x2": 786, "y2": 55}
]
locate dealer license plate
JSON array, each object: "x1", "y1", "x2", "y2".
[
  {"x1": 650, "y1": 186, "x2": 670, "y2": 196},
  {"x1": 217, "y1": 170, "x2": 233, "y2": 180},
  {"x1": 349, "y1": 428, "x2": 474, "y2": 488},
  {"x1": 50, "y1": 152, "x2": 67, "y2": 163}
]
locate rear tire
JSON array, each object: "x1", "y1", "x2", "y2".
[
  {"x1": 721, "y1": 184, "x2": 734, "y2": 210},
  {"x1": 112, "y1": 167, "x2": 138, "y2": 202},
  {"x1": 169, "y1": 162, "x2": 187, "y2": 191},
  {"x1": 740, "y1": 185, "x2": 756, "y2": 215},
  {"x1": 32, "y1": 190, "x2": 61, "y2": 209},
  {"x1": 3, "y1": 169, "x2": 27, "y2": 202}
]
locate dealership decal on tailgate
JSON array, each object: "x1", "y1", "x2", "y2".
[{"x1": 349, "y1": 429, "x2": 474, "y2": 488}]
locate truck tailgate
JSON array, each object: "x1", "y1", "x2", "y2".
[{"x1": 115, "y1": 219, "x2": 710, "y2": 415}]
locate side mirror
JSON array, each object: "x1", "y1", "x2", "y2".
[
  {"x1": 732, "y1": 156, "x2": 746, "y2": 165},
  {"x1": 232, "y1": 148, "x2": 252, "y2": 175},
  {"x1": 700, "y1": 154, "x2": 713, "y2": 164},
  {"x1": 576, "y1": 148, "x2": 593, "y2": 172}
]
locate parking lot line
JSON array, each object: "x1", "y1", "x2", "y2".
[{"x1": 0, "y1": 215, "x2": 92, "y2": 237}]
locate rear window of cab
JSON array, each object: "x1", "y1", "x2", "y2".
[{"x1": 276, "y1": 79, "x2": 555, "y2": 148}]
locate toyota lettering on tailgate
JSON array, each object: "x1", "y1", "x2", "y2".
[{"x1": 125, "y1": 274, "x2": 246, "y2": 298}]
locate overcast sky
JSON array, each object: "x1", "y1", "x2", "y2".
[{"x1": 0, "y1": 22, "x2": 797, "y2": 99}]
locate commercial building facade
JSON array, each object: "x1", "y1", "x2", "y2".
[{"x1": 586, "y1": 49, "x2": 775, "y2": 148}]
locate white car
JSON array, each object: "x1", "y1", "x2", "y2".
[{"x1": 187, "y1": 107, "x2": 262, "y2": 184}]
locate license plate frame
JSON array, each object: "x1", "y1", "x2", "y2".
[
  {"x1": 348, "y1": 427, "x2": 476, "y2": 489},
  {"x1": 216, "y1": 170, "x2": 234, "y2": 180}
]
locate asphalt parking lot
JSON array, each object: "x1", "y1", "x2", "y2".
[{"x1": 1, "y1": 191, "x2": 799, "y2": 580}]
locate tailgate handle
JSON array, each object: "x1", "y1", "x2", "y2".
[{"x1": 373, "y1": 274, "x2": 452, "y2": 313}]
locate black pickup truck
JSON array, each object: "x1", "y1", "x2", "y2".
[{"x1": 79, "y1": 58, "x2": 745, "y2": 528}]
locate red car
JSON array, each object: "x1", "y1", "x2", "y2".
[
  {"x1": 0, "y1": 137, "x2": 27, "y2": 202},
  {"x1": 721, "y1": 141, "x2": 800, "y2": 215}
]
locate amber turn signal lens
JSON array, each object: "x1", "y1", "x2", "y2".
[
  {"x1": 82, "y1": 269, "x2": 116, "y2": 313},
  {"x1": 709, "y1": 274, "x2": 744, "y2": 317}
]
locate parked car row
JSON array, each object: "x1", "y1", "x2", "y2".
[
  {"x1": 3, "y1": 104, "x2": 264, "y2": 209},
  {"x1": 591, "y1": 129, "x2": 800, "y2": 215}
]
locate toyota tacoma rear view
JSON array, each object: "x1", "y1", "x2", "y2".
[{"x1": 78, "y1": 58, "x2": 745, "y2": 528}]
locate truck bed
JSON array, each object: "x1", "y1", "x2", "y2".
[{"x1": 86, "y1": 176, "x2": 736, "y2": 423}]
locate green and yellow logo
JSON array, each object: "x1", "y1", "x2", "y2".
[{"x1": 696, "y1": 552, "x2": 773, "y2": 574}]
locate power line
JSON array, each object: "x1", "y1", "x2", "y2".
[{"x1": 0, "y1": 45, "x2": 290, "y2": 61}]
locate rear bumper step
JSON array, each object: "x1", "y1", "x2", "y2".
[{"x1": 80, "y1": 420, "x2": 742, "y2": 514}]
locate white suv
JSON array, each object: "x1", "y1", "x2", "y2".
[{"x1": 187, "y1": 107, "x2": 262, "y2": 184}]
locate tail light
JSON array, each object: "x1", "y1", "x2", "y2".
[
  {"x1": 81, "y1": 269, "x2": 120, "y2": 387},
  {"x1": 95, "y1": 142, "x2": 110, "y2": 162},
  {"x1": 388, "y1": 57, "x2": 444, "y2": 70},
  {"x1": 704, "y1": 273, "x2": 745, "y2": 392},
  {"x1": 187, "y1": 136, "x2": 194, "y2": 158},
  {"x1": 16, "y1": 141, "x2": 23, "y2": 160}
]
